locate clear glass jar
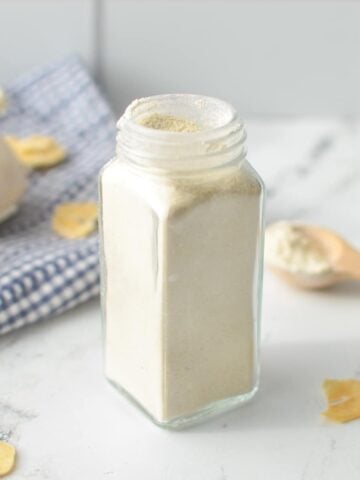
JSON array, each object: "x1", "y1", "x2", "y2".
[{"x1": 99, "y1": 94, "x2": 265, "y2": 428}]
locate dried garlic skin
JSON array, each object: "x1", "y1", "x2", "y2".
[
  {"x1": 0, "y1": 441, "x2": 16, "y2": 477},
  {"x1": 322, "y1": 378, "x2": 360, "y2": 423},
  {"x1": 0, "y1": 88, "x2": 7, "y2": 115},
  {"x1": 4, "y1": 135, "x2": 66, "y2": 169},
  {"x1": 52, "y1": 202, "x2": 98, "y2": 239}
]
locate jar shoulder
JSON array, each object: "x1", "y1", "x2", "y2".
[
  {"x1": 243, "y1": 160, "x2": 265, "y2": 194},
  {"x1": 100, "y1": 158, "x2": 264, "y2": 219}
]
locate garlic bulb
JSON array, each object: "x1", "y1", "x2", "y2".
[{"x1": 0, "y1": 137, "x2": 28, "y2": 223}]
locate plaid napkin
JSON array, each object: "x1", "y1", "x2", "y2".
[{"x1": 0, "y1": 57, "x2": 116, "y2": 334}]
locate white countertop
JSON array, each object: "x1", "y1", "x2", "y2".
[{"x1": 1, "y1": 118, "x2": 359, "y2": 480}]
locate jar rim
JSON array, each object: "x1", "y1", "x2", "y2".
[
  {"x1": 118, "y1": 94, "x2": 241, "y2": 140},
  {"x1": 116, "y1": 94, "x2": 247, "y2": 172}
]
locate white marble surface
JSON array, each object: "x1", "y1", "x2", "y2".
[{"x1": 1, "y1": 118, "x2": 359, "y2": 479}]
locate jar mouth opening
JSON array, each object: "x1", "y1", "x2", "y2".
[
  {"x1": 117, "y1": 94, "x2": 246, "y2": 172},
  {"x1": 119, "y1": 94, "x2": 241, "y2": 140}
]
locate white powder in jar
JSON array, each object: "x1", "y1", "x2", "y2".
[{"x1": 138, "y1": 113, "x2": 201, "y2": 132}]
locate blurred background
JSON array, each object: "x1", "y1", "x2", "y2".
[
  {"x1": 1, "y1": 0, "x2": 360, "y2": 117},
  {"x1": 1, "y1": 2, "x2": 360, "y2": 478}
]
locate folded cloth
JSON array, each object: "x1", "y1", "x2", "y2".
[{"x1": 0, "y1": 57, "x2": 116, "y2": 334}]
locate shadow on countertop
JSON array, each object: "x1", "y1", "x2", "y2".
[{"x1": 185, "y1": 338, "x2": 360, "y2": 434}]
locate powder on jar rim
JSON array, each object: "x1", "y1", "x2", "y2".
[{"x1": 138, "y1": 113, "x2": 201, "y2": 133}]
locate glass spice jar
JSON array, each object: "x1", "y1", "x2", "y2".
[{"x1": 99, "y1": 94, "x2": 265, "y2": 428}]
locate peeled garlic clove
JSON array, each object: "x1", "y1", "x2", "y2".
[
  {"x1": 4, "y1": 135, "x2": 66, "y2": 169},
  {"x1": 0, "y1": 137, "x2": 29, "y2": 223},
  {"x1": 52, "y1": 202, "x2": 98, "y2": 239},
  {"x1": 0, "y1": 441, "x2": 16, "y2": 476}
]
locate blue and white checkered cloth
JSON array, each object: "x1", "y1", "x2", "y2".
[{"x1": 0, "y1": 57, "x2": 116, "y2": 334}]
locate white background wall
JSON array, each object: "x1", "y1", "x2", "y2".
[{"x1": 1, "y1": 0, "x2": 360, "y2": 116}]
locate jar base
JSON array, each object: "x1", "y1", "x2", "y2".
[{"x1": 107, "y1": 377, "x2": 259, "y2": 430}]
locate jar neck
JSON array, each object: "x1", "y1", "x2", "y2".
[{"x1": 116, "y1": 94, "x2": 247, "y2": 174}]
